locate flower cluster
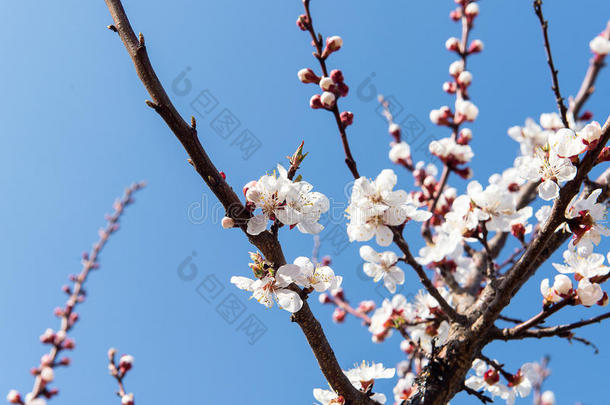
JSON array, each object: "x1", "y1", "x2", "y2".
[
  {"x1": 465, "y1": 359, "x2": 541, "y2": 405},
  {"x1": 313, "y1": 362, "x2": 395, "y2": 405},
  {"x1": 244, "y1": 164, "x2": 329, "y2": 235},
  {"x1": 368, "y1": 290, "x2": 452, "y2": 353},
  {"x1": 107, "y1": 348, "x2": 135, "y2": 405},
  {"x1": 359, "y1": 246, "x2": 404, "y2": 293},
  {"x1": 231, "y1": 253, "x2": 341, "y2": 313},
  {"x1": 346, "y1": 169, "x2": 432, "y2": 246}
]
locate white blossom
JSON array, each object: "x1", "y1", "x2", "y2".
[
  {"x1": 540, "y1": 275, "x2": 573, "y2": 304},
  {"x1": 514, "y1": 147, "x2": 576, "y2": 201},
  {"x1": 231, "y1": 264, "x2": 303, "y2": 312},
  {"x1": 245, "y1": 164, "x2": 329, "y2": 235},
  {"x1": 563, "y1": 189, "x2": 609, "y2": 255},
  {"x1": 552, "y1": 250, "x2": 609, "y2": 279},
  {"x1": 465, "y1": 359, "x2": 509, "y2": 400},
  {"x1": 577, "y1": 278, "x2": 603, "y2": 306},
  {"x1": 347, "y1": 169, "x2": 431, "y2": 246},
  {"x1": 290, "y1": 256, "x2": 342, "y2": 292},
  {"x1": 344, "y1": 361, "x2": 395, "y2": 393},
  {"x1": 359, "y1": 245, "x2": 404, "y2": 293}
]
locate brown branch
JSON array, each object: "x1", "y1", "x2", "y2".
[
  {"x1": 501, "y1": 311, "x2": 610, "y2": 340},
  {"x1": 103, "y1": 2, "x2": 373, "y2": 403},
  {"x1": 392, "y1": 228, "x2": 467, "y2": 324},
  {"x1": 533, "y1": 0, "x2": 569, "y2": 128},
  {"x1": 571, "y1": 22, "x2": 610, "y2": 118}
]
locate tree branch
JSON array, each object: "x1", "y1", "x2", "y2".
[
  {"x1": 103, "y1": 2, "x2": 373, "y2": 403},
  {"x1": 533, "y1": 0, "x2": 569, "y2": 128}
]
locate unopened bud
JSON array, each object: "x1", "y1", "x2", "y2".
[
  {"x1": 121, "y1": 393, "x2": 135, "y2": 405},
  {"x1": 323, "y1": 36, "x2": 343, "y2": 57},
  {"x1": 330, "y1": 69, "x2": 344, "y2": 83},
  {"x1": 320, "y1": 91, "x2": 336, "y2": 108},
  {"x1": 310, "y1": 94, "x2": 324, "y2": 109},
  {"x1": 298, "y1": 68, "x2": 319, "y2": 84},
  {"x1": 319, "y1": 76, "x2": 335, "y2": 91},
  {"x1": 40, "y1": 367, "x2": 54, "y2": 383},
  {"x1": 465, "y1": 2, "x2": 479, "y2": 17},
  {"x1": 448, "y1": 60, "x2": 464, "y2": 76},
  {"x1": 6, "y1": 390, "x2": 21, "y2": 404},
  {"x1": 296, "y1": 14, "x2": 309, "y2": 31},
  {"x1": 445, "y1": 37, "x2": 460, "y2": 52},
  {"x1": 468, "y1": 39, "x2": 484, "y2": 53},
  {"x1": 332, "y1": 307, "x2": 346, "y2": 323},
  {"x1": 443, "y1": 81, "x2": 457, "y2": 94},
  {"x1": 340, "y1": 111, "x2": 354, "y2": 127},
  {"x1": 457, "y1": 71, "x2": 472, "y2": 86},
  {"x1": 221, "y1": 217, "x2": 235, "y2": 229}
]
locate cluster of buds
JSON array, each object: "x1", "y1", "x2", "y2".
[
  {"x1": 108, "y1": 348, "x2": 135, "y2": 405},
  {"x1": 248, "y1": 251, "x2": 272, "y2": 279},
  {"x1": 305, "y1": 68, "x2": 350, "y2": 113}
]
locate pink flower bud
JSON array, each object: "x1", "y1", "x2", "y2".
[
  {"x1": 321, "y1": 255, "x2": 332, "y2": 266},
  {"x1": 59, "y1": 357, "x2": 71, "y2": 366},
  {"x1": 449, "y1": 8, "x2": 462, "y2": 21},
  {"x1": 336, "y1": 82, "x2": 349, "y2": 97},
  {"x1": 457, "y1": 71, "x2": 472, "y2": 86},
  {"x1": 468, "y1": 39, "x2": 484, "y2": 53},
  {"x1": 388, "y1": 123, "x2": 401, "y2": 138},
  {"x1": 41, "y1": 354, "x2": 53, "y2": 367},
  {"x1": 40, "y1": 328, "x2": 55, "y2": 344},
  {"x1": 40, "y1": 367, "x2": 54, "y2": 383},
  {"x1": 323, "y1": 36, "x2": 343, "y2": 56},
  {"x1": 330, "y1": 69, "x2": 344, "y2": 83},
  {"x1": 119, "y1": 354, "x2": 134, "y2": 371},
  {"x1": 298, "y1": 68, "x2": 319, "y2": 84},
  {"x1": 310, "y1": 94, "x2": 324, "y2": 109},
  {"x1": 448, "y1": 60, "x2": 464, "y2": 76},
  {"x1": 340, "y1": 111, "x2": 354, "y2": 127},
  {"x1": 53, "y1": 307, "x2": 64, "y2": 317},
  {"x1": 457, "y1": 128, "x2": 472, "y2": 144},
  {"x1": 465, "y1": 2, "x2": 479, "y2": 17},
  {"x1": 221, "y1": 216, "x2": 235, "y2": 229},
  {"x1": 319, "y1": 76, "x2": 335, "y2": 92},
  {"x1": 357, "y1": 300, "x2": 376, "y2": 313},
  {"x1": 331, "y1": 287, "x2": 344, "y2": 300},
  {"x1": 6, "y1": 390, "x2": 21, "y2": 404},
  {"x1": 443, "y1": 81, "x2": 457, "y2": 94},
  {"x1": 62, "y1": 338, "x2": 75, "y2": 350},
  {"x1": 320, "y1": 91, "x2": 336, "y2": 108},
  {"x1": 121, "y1": 393, "x2": 135, "y2": 405},
  {"x1": 445, "y1": 37, "x2": 460, "y2": 52},
  {"x1": 296, "y1": 14, "x2": 309, "y2": 31},
  {"x1": 332, "y1": 307, "x2": 346, "y2": 323}
]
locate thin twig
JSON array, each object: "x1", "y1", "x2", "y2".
[{"x1": 533, "y1": 0, "x2": 569, "y2": 127}]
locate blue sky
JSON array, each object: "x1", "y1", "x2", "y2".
[{"x1": 1, "y1": 1, "x2": 609, "y2": 404}]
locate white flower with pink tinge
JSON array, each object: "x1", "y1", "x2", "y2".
[
  {"x1": 313, "y1": 388, "x2": 344, "y2": 405},
  {"x1": 289, "y1": 256, "x2": 342, "y2": 292},
  {"x1": 540, "y1": 274, "x2": 572, "y2": 304},
  {"x1": 562, "y1": 189, "x2": 610, "y2": 256},
  {"x1": 508, "y1": 118, "x2": 552, "y2": 156},
  {"x1": 514, "y1": 146, "x2": 576, "y2": 201},
  {"x1": 344, "y1": 361, "x2": 395, "y2": 402},
  {"x1": 465, "y1": 359, "x2": 510, "y2": 400},
  {"x1": 346, "y1": 169, "x2": 431, "y2": 246},
  {"x1": 244, "y1": 164, "x2": 329, "y2": 236},
  {"x1": 231, "y1": 265, "x2": 303, "y2": 313},
  {"x1": 359, "y1": 245, "x2": 404, "y2": 293},
  {"x1": 577, "y1": 278, "x2": 603, "y2": 307},
  {"x1": 552, "y1": 250, "x2": 609, "y2": 280}
]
